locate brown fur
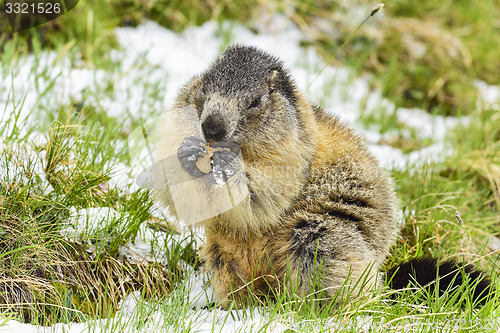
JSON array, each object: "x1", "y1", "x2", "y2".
[{"x1": 152, "y1": 45, "x2": 398, "y2": 308}]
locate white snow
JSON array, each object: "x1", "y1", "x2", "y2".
[
  {"x1": 61, "y1": 207, "x2": 132, "y2": 240},
  {"x1": 0, "y1": 136, "x2": 53, "y2": 195},
  {"x1": 2, "y1": 10, "x2": 500, "y2": 333},
  {"x1": 476, "y1": 80, "x2": 500, "y2": 110}
]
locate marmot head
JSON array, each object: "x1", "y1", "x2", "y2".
[{"x1": 184, "y1": 45, "x2": 300, "y2": 148}]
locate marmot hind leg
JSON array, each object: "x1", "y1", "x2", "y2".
[{"x1": 283, "y1": 217, "x2": 383, "y2": 304}]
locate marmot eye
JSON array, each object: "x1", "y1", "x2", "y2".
[{"x1": 248, "y1": 97, "x2": 261, "y2": 109}]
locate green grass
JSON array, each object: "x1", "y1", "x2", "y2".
[
  {"x1": 388, "y1": 108, "x2": 500, "y2": 263},
  {"x1": 1, "y1": 0, "x2": 499, "y2": 331},
  {"x1": 0, "y1": 106, "x2": 179, "y2": 323}
]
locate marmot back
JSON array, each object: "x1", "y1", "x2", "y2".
[{"x1": 152, "y1": 45, "x2": 492, "y2": 308}]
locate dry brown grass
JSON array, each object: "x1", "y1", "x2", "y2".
[{"x1": 0, "y1": 235, "x2": 177, "y2": 324}]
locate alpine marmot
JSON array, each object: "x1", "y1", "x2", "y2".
[{"x1": 151, "y1": 45, "x2": 493, "y2": 308}]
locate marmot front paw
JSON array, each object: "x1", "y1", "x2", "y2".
[{"x1": 177, "y1": 136, "x2": 241, "y2": 185}]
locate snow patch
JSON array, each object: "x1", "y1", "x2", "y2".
[{"x1": 60, "y1": 207, "x2": 131, "y2": 240}]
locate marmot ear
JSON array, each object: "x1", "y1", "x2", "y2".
[
  {"x1": 195, "y1": 85, "x2": 205, "y2": 100},
  {"x1": 268, "y1": 69, "x2": 279, "y2": 92}
]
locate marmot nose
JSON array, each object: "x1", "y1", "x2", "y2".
[{"x1": 202, "y1": 115, "x2": 227, "y2": 142}]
